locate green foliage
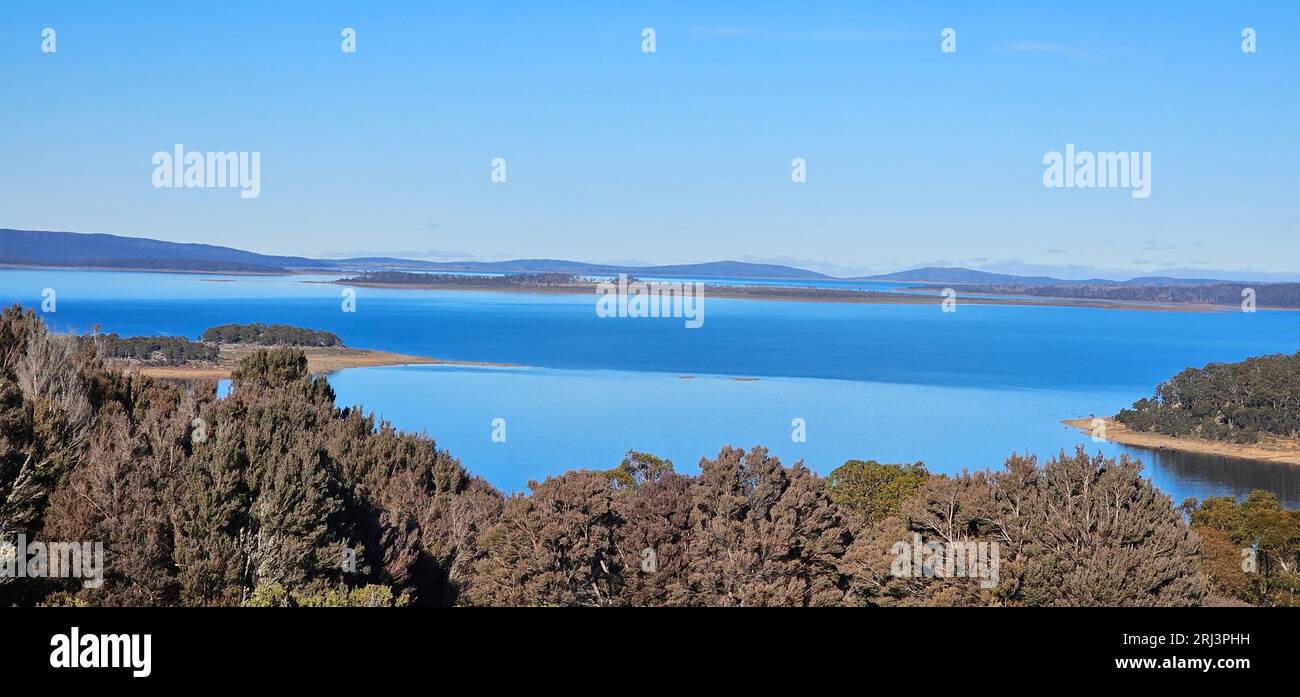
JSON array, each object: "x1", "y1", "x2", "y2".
[
  {"x1": 1185, "y1": 491, "x2": 1300, "y2": 606},
  {"x1": 825, "y1": 459, "x2": 927, "y2": 524},
  {"x1": 229, "y1": 348, "x2": 321, "y2": 393},
  {"x1": 606, "y1": 450, "x2": 673, "y2": 491},
  {"x1": 244, "y1": 582, "x2": 410, "y2": 607}
]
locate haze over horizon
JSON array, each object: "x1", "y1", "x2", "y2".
[
  {"x1": 3, "y1": 2, "x2": 1298, "y2": 277},
  {"x1": 12, "y1": 226, "x2": 1300, "y2": 283}
]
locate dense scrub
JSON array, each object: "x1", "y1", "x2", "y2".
[
  {"x1": 1, "y1": 307, "x2": 493, "y2": 606},
  {"x1": 0, "y1": 306, "x2": 1246, "y2": 606},
  {"x1": 1116, "y1": 352, "x2": 1300, "y2": 443}
]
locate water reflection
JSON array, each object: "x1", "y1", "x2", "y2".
[{"x1": 1118, "y1": 445, "x2": 1300, "y2": 508}]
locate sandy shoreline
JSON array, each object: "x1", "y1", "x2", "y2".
[
  {"x1": 125, "y1": 345, "x2": 516, "y2": 380},
  {"x1": 1064, "y1": 417, "x2": 1300, "y2": 465}
]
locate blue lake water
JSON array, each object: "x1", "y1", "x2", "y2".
[{"x1": 4, "y1": 268, "x2": 1299, "y2": 504}]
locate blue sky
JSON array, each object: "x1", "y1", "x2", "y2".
[{"x1": 2, "y1": 1, "x2": 1298, "y2": 278}]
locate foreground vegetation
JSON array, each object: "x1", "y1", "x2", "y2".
[
  {"x1": 1, "y1": 306, "x2": 1295, "y2": 606},
  {"x1": 1183, "y1": 494, "x2": 1300, "y2": 606}
]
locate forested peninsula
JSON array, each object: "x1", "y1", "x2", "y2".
[{"x1": 1068, "y1": 352, "x2": 1300, "y2": 466}]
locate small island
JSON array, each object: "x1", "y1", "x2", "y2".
[
  {"x1": 1067, "y1": 351, "x2": 1300, "y2": 464},
  {"x1": 84, "y1": 322, "x2": 508, "y2": 379}
]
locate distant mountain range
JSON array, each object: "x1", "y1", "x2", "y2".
[
  {"x1": 0, "y1": 229, "x2": 323, "y2": 274},
  {"x1": 0, "y1": 229, "x2": 830, "y2": 280},
  {"x1": 0, "y1": 228, "x2": 1269, "y2": 286},
  {"x1": 371, "y1": 258, "x2": 832, "y2": 280},
  {"x1": 858, "y1": 266, "x2": 1231, "y2": 287}
]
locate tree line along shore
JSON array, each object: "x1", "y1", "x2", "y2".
[
  {"x1": 929, "y1": 280, "x2": 1300, "y2": 309},
  {"x1": 328, "y1": 272, "x2": 1237, "y2": 312},
  {"x1": 2, "y1": 305, "x2": 1296, "y2": 607}
]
